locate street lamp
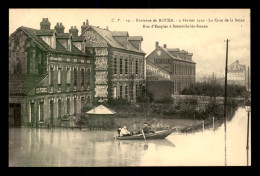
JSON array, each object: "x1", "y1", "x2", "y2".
[{"x1": 245, "y1": 99, "x2": 251, "y2": 166}]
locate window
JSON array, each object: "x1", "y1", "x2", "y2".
[
  {"x1": 136, "y1": 85, "x2": 138, "y2": 95},
  {"x1": 82, "y1": 43, "x2": 85, "y2": 52},
  {"x1": 58, "y1": 99, "x2": 61, "y2": 118},
  {"x1": 120, "y1": 57, "x2": 123, "y2": 74},
  {"x1": 114, "y1": 56, "x2": 117, "y2": 74},
  {"x1": 125, "y1": 58, "x2": 128, "y2": 74},
  {"x1": 68, "y1": 39, "x2": 71, "y2": 51},
  {"x1": 74, "y1": 98, "x2": 77, "y2": 115},
  {"x1": 39, "y1": 102, "x2": 44, "y2": 122},
  {"x1": 58, "y1": 68, "x2": 61, "y2": 85},
  {"x1": 67, "y1": 99, "x2": 70, "y2": 115},
  {"x1": 136, "y1": 60, "x2": 138, "y2": 74},
  {"x1": 81, "y1": 69, "x2": 84, "y2": 85},
  {"x1": 87, "y1": 69, "x2": 90, "y2": 88},
  {"x1": 125, "y1": 86, "x2": 128, "y2": 99},
  {"x1": 130, "y1": 86, "x2": 133, "y2": 100},
  {"x1": 49, "y1": 67, "x2": 54, "y2": 86},
  {"x1": 120, "y1": 86, "x2": 123, "y2": 98},
  {"x1": 81, "y1": 97, "x2": 85, "y2": 112},
  {"x1": 67, "y1": 67, "x2": 71, "y2": 84},
  {"x1": 113, "y1": 87, "x2": 117, "y2": 98},
  {"x1": 129, "y1": 59, "x2": 132, "y2": 74},
  {"x1": 50, "y1": 101, "x2": 54, "y2": 125},
  {"x1": 30, "y1": 103, "x2": 34, "y2": 123},
  {"x1": 74, "y1": 68, "x2": 77, "y2": 86}
]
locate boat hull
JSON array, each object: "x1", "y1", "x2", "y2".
[{"x1": 115, "y1": 128, "x2": 175, "y2": 140}]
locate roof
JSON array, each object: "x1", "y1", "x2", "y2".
[
  {"x1": 11, "y1": 26, "x2": 90, "y2": 57},
  {"x1": 56, "y1": 33, "x2": 72, "y2": 39},
  {"x1": 160, "y1": 46, "x2": 195, "y2": 64},
  {"x1": 36, "y1": 29, "x2": 56, "y2": 36},
  {"x1": 111, "y1": 31, "x2": 129, "y2": 37},
  {"x1": 86, "y1": 105, "x2": 116, "y2": 115},
  {"x1": 168, "y1": 48, "x2": 180, "y2": 52},
  {"x1": 81, "y1": 26, "x2": 145, "y2": 54},
  {"x1": 72, "y1": 36, "x2": 85, "y2": 42},
  {"x1": 229, "y1": 60, "x2": 246, "y2": 68},
  {"x1": 9, "y1": 74, "x2": 47, "y2": 96},
  {"x1": 128, "y1": 36, "x2": 143, "y2": 41}
]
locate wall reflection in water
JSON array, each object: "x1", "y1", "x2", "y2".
[{"x1": 9, "y1": 107, "x2": 249, "y2": 166}]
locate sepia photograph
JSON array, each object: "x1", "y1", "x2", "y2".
[{"x1": 9, "y1": 8, "x2": 251, "y2": 167}]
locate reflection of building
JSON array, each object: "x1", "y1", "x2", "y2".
[
  {"x1": 227, "y1": 60, "x2": 248, "y2": 88},
  {"x1": 9, "y1": 18, "x2": 94, "y2": 127},
  {"x1": 145, "y1": 42, "x2": 196, "y2": 100},
  {"x1": 80, "y1": 20, "x2": 146, "y2": 102}
]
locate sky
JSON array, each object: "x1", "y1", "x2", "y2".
[{"x1": 9, "y1": 9, "x2": 250, "y2": 78}]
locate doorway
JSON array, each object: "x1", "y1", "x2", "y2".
[{"x1": 9, "y1": 103, "x2": 21, "y2": 126}]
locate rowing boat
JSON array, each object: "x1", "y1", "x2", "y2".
[{"x1": 115, "y1": 128, "x2": 176, "y2": 140}]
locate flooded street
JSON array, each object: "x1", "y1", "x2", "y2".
[{"x1": 9, "y1": 107, "x2": 250, "y2": 166}]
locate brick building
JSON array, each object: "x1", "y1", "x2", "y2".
[
  {"x1": 9, "y1": 18, "x2": 94, "y2": 127},
  {"x1": 80, "y1": 20, "x2": 146, "y2": 102},
  {"x1": 145, "y1": 42, "x2": 196, "y2": 100}
]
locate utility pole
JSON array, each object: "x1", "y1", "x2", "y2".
[
  {"x1": 248, "y1": 66, "x2": 250, "y2": 92},
  {"x1": 224, "y1": 39, "x2": 229, "y2": 166}
]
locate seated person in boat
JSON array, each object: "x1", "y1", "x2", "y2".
[
  {"x1": 142, "y1": 123, "x2": 149, "y2": 134},
  {"x1": 117, "y1": 127, "x2": 122, "y2": 136},
  {"x1": 120, "y1": 126, "x2": 132, "y2": 136}
]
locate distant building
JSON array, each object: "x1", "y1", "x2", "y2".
[
  {"x1": 80, "y1": 20, "x2": 146, "y2": 102},
  {"x1": 145, "y1": 42, "x2": 196, "y2": 100},
  {"x1": 227, "y1": 60, "x2": 248, "y2": 87},
  {"x1": 9, "y1": 18, "x2": 94, "y2": 127}
]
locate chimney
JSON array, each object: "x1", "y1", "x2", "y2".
[
  {"x1": 40, "y1": 18, "x2": 51, "y2": 30},
  {"x1": 155, "y1": 41, "x2": 159, "y2": 48},
  {"x1": 69, "y1": 26, "x2": 79, "y2": 37},
  {"x1": 163, "y1": 44, "x2": 167, "y2": 48},
  {"x1": 55, "y1": 22, "x2": 65, "y2": 34},
  {"x1": 81, "y1": 20, "x2": 89, "y2": 34}
]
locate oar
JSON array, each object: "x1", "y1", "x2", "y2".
[{"x1": 141, "y1": 130, "x2": 147, "y2": 144}]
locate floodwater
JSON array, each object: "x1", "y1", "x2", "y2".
[{"x1": 9, "y1": 107, "x2": 251, "y2": 166}]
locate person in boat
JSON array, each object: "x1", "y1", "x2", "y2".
[
  {"x1": 120, "y1": 126, "x2": 132, "y2": 136},
  {"x1": 138, "y1": 123, "x2": 155, "y2": 134},
  {"x1": 142, "y1": 123, "x2": 149, "y2": 134},
  {"x1": 117, "y1": 127, "x2": 122, "y2": 136}
]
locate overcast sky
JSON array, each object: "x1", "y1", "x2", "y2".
[{"x1": 9, "y1": 9, "x2": 250, "y2": 77}]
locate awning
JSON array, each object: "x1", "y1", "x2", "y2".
[{"x1": 86, "y1": 105, "x2": 116, "y2": 115}]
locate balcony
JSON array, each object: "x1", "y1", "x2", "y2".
[
  {"x1": 66, "y1": 84, "x2": 70, "y2": 92},
  {"x1": 49, "y1": 86, "x2": 53, "y2": 93},
  {"x1": 57, "y1": 84, "x2": 61, "y2": 92}
]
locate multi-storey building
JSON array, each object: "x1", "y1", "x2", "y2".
[
  {"x1": 9, "y1": 18, "x2": 94, "y2": 127},
  {"x1": 227, "y1": 60, "x2": 249, "y2": 88},
  {"x1": 80, "y1": 20, "x2": 146, "y2": 102},
  {"x1": 145, "y1": 42, "x2": 196, "y2": 100}
]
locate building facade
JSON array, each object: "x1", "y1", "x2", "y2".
[
  {"x1": 145, "y1": 42, "x2": 196, "y2": 100},
  {"x1": 227, "y1": 60, "x2": 249, "y2": 88},
  {"x1": 9, "y1": 18, "x2": 94, "y2": 127},
  {"x1": 80, "y1": 20, "x2": 146, "y2": 102}
]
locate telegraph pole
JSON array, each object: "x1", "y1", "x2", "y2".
[
  {"x1": 248, "y1": 66, "x2": 250, "y2": 92},
  {"x1": 224, "y1": 39, "x2": 229, "y2": 166}
]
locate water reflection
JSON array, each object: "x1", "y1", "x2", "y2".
[{"x1": 9, "y1": 107, "x2": 250, "y2": 166}]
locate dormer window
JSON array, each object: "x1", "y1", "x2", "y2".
[
  {"x1": 51, "y1": 32, "x2": 57, "y2": 49},
  {"x1": 68, "y1": 37, "x2": 72, "y2": 51}
]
